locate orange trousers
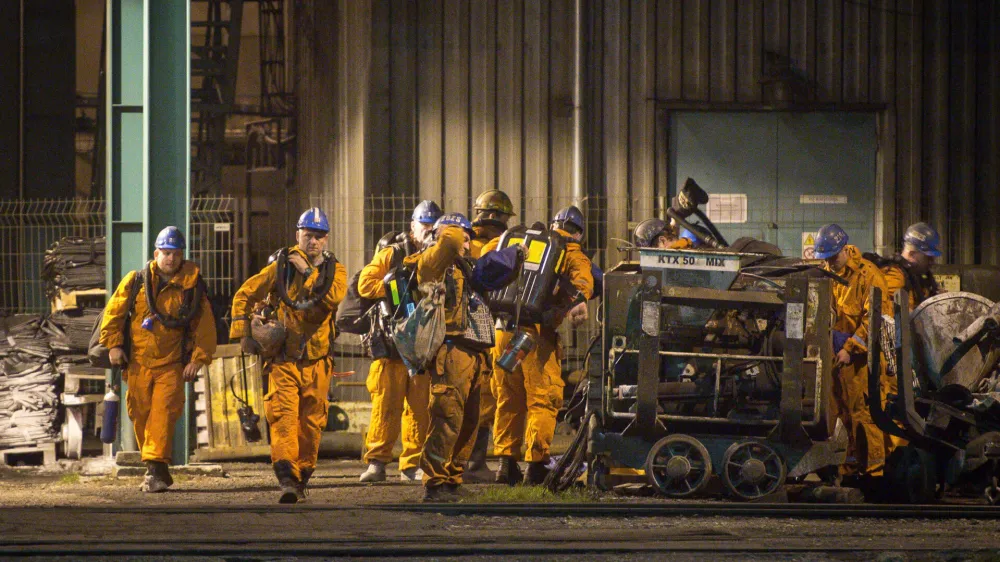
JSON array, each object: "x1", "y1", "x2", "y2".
[
  {"x1": 492, "y1": 326, "x2": 564, "y2": 462},
  {"x1": 125, "y1": 363, "x2": 186, "y2": 464},
  {"x1": 264, "y1": 357, "x2": 332, "y2": 480},
  {"x1": 363, "y1": 357, "x2": 430, "y2": 471}
]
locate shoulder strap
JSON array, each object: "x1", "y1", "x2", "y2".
[{"x1": 126, "y1": 269, "x2": 143, "y2": 315}]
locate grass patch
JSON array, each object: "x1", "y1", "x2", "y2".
[
  {"x1": 57, "y1": 473, "x2": 81, "y2": 485},
  {"x1": 469, "y1": 485, "x2": 598, "y2": 504}
]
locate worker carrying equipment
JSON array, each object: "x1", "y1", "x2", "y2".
[
  {"x1": 490, "y1": 207, "x2": 594, "y2": 487},
  {"x1": 98, "y1": 227, "x2": 217, "y2": 494},
  {"x1": 231, "y1": 208, "x2": 347, "y2": 504},
  {"x1": 357, "y1": 203, "x2": 442, "y2": 484},
  {"x1": 866, "y1": 222, "x2": 945, "y2": 313},
  {"x1": 817, "y1": 223, "x2": 896, "y2": 478}
]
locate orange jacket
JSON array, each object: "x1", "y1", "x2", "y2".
[
  {"x1": 230, "y1": 246, "x2": 347, "y2": 360},
  {"x1": 99, "y1": 261, "x2": 217, "y2": 368},
  {"x1": 403, "y1": 226, "x2": 468, "y2": 335},
  {"x1": 470, "y1": 224, "x2": 505, "y2": 259},
  {"x1": 553, "y1": 228, "x2": 595, "y2": 301},
  {"x1": 823, "y1": 245, "x2": 890, "y2": 355},
  {"x1": 358, "y1": 245, "x2": 402, "y2": 300}
]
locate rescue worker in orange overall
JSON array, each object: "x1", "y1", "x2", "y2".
[
  {"x1": 401, "y1": 213, "x2": 484, "y2": 502},
  {"x1": 878, "y1": 222, "x2": 945, "y2": 311},
  {"x1": 231, "y1": 208, "x2": 347, "y2": 503},
  {"x1": 459, "y1": 189, "x2": 516, "y2": 482},
  {"x1": 632, "y1": 218, "x2": 692, "y2": 249},
  {"x1": 491, "y1": 205, "x2": 594, "y2": 485},
  {"x1": 358, "y1": 200, "x2": 442, "y2": 483},
  {"x1": 101, "y1": 226, "x2": 217, "y2": 493},
  {"x1": 815, "y1": 223, "x2": 893, "y2": 478}
]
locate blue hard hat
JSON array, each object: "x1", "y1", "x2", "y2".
[
  {"x1": 552, "y1": 205, "x2": 585, "y2": 233},
  {"x1": 154, "y1": 226, "x2": 186, "y2": 250},
  {"x1": 814, "y1": 224, "x2": 849, "y2": 259},
  {"x1": 412, "y1": 200, "x2": 443, "y2": 224},
  {"x1": 903, "y1": 222, "x2": 942, "y2": 257},
  {"x1": 297, "y1": 207, "x2": 330, "y2": 232},
  {"x1": 433, "y1": 212, "x2": 474, "y2": 236}
]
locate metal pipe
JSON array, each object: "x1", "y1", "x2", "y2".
[{"x1": 571, "y1": 0, "x2": 583, "y2": 205}]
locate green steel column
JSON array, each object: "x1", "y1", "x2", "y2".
[{"x1": 107, "y1": 0, "x2": 191, "y2": 465}]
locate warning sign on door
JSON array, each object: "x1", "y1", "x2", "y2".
[{"x1": 802, "y1": 232, "x2": 818, "y2": 259}]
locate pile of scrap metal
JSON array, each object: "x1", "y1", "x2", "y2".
[
  {"x1": 867, "y1": 287, "x2": 1000, "y2": 504},
  {"x1": 41, "y1": 236, "x2": 106, "y2": 298},
  {"x1": 0, "y1": 315, "x2": 59, "y2": 448},
  {"x1": 550, "y1": 180, "x2": 853, "y2": 500}
]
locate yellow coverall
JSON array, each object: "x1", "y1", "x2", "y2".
[
  {"x1": 230, "y1": 246, "x2": 347, "y2": 481},
  {"x1": 824, "y1": 244, "x2": 893, "y2": 476},
  {"x1": 100, "y1": 261, "x2": 217, "y2": 464},
  {"x1": 402, "y1": 226, "x2": 483, "y2": 489},
  {"x1": 358, "y1": 244, "x2": 429, "y2": 472},
  {"x1": 492, "y1": 229, "x2": 594, "y2": 463},
  {"x1": 468, "y1": 226, "x2": 505, "y2": 433},
  {"x1": 882, "y1": 262, "x2": 937, "y2": 312}
]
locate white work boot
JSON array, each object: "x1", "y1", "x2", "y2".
[
  {"x1": 400, "y1": 467, "x2": 424, "y2": 482},
  {"x1": 359, "y1": 460, "x2": 387, "y2": 483}
]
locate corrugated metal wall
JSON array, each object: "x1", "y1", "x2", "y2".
[
  {"x1": 294, "y1": 0, "x2": 1000, "y2": 265},
  {"x1": 585, "y1": 0, "x2": 1000, "y2": 263}
]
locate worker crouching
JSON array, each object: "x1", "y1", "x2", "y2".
[
  {"x1": 100, "y1": 226, "x2": 217, "y2": 493},
  {"x1": 231, "y1": 207, "x2": 347, "y2": 504}
]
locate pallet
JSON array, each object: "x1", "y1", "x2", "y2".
[
  {"x1": 51, "y1": 288, "x2": 106, "y2": 313},
  {"x1": 0, "y1": 442, "x2": 57, "y2": 466}
]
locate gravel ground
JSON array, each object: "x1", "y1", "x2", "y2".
[{"x1": 2, "y1": 459, "x2": 1000, "y2": 560}]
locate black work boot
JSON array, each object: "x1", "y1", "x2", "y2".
[
  {"x1": 525, "y1": 461, "x2": 550, "y2": 486},
  {"x1": 467, "y1": 427, "x2": 491, "y2": 472},
  {"x1": 297, "y1": 468, "x2": 314, "y2": 501},
  {"x1": 141, "y1": 461, "x2": 171, "y2": 493},
  {"x1": 495, "y1": 456, "x2": 523, "y2": 486},
  {"x1": 273, "y1": 461, "x2": 300, "y2": 504},
  {"x1": 422, "y1": 484, "x2": 460, "y2": 503}
]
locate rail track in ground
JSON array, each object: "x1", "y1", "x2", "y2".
[{"x1": 2, "y1": 501, "x2": 1000, "y2": 558}]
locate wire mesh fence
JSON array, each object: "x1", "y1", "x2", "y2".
[
  {"x1": 0, "y1": 199, "x2": 106, "y2": 314},
  {"x1": 0, "y1": 197, "x2": 243, "y2": 319}
]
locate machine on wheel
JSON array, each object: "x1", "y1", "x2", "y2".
[
  {"x1": 587, "y1": 245, "x2": 848, "y2": 500},
  {"x1": 867, "y1": 287, "x2": 1000, "y2": 504}
]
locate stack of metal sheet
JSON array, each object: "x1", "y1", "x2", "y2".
[
  {"x1": 41, "y1": 236, "x2": 106, "y2": 298},
  {"x1": 0, "y1": 317, "x2": 58, "y2": 448},
  {"x1": 44, "y1": 310, "x2": 101, "y2": 353}
]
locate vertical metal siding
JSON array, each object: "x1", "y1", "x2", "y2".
[{"x1": 293, "y1": 0, "x2": 1000, "y2": 264}]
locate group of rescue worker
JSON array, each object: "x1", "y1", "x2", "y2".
[
  {"x1": 98, "y1": 190, "x2": 594, "y2": 503},
  {"x1": 96, "y1": 187, "x2": 943, "y2": 502}
]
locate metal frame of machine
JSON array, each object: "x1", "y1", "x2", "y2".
[{"x1": 587, "y1": 247, "x2": 847, "y2": 500}]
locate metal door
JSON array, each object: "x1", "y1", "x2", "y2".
[{"x1": 671, "y1": 112, "x2": 876, "y2": 257}]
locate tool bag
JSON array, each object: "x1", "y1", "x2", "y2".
[
  {"x1": 453, "y1": 258, "x2": 496, "y2": 351},
  {"x1": 336, "y1": 242, "x2": 407, "y2": 335},
  {"x1": 391, "y1": 281, "x2": 447, "y2": 375}
]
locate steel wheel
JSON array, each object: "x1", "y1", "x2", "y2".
[
  {"x1": 887, "y1": 446, "x2": 939, "y2": 504},
  {"x1": 644, "y1": 434, "x2": 713, "y2": 498},
  {"x1": 721, "y1": 440, "x2": 786, "y2": 500}
]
